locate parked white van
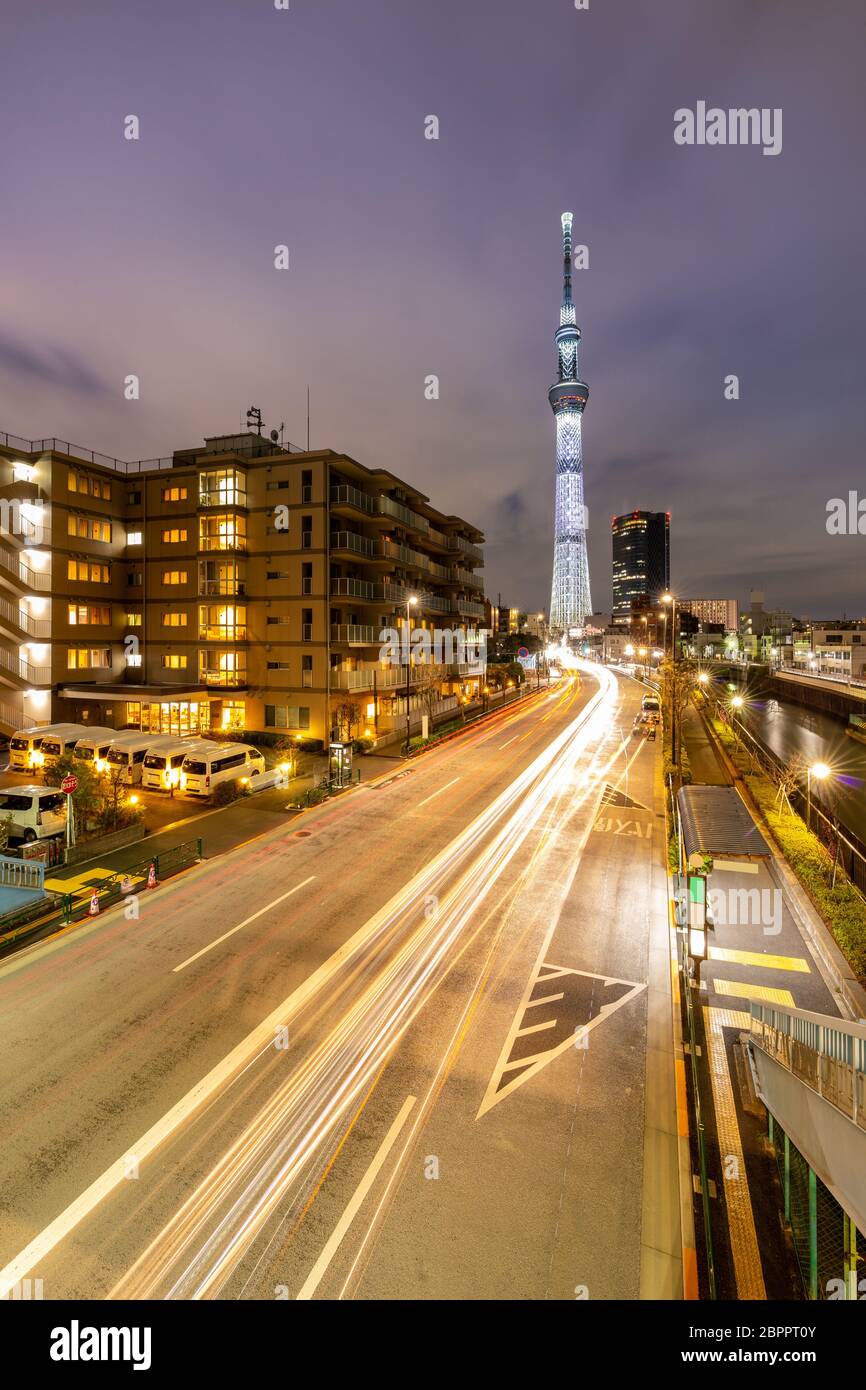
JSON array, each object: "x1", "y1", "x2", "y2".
[
  {"x1": 105, "y1": 732, "x2": 175, "y2": 785},
  {"x1": 30, "y1": 724, "x2": 90, "y2": 768},
  {"x1": 141, "y1": 738, "x2": 212, "y2": 792},
  {"x1": 0, "y1": 785, "x2": 67, "y2": 842},
  {"x1": 9, "y1": 726, "x2": 50, "y2": 771},
  {"x1": 179, "y1": 743, "x2": 265, "y2": 797},
  {"x1": 72, "y1": 728, "x2": 119, "y2": 771}
]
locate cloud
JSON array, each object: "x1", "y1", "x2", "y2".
[{"x1": 0, "y1": 332, "x2": 107, "y2": 396}]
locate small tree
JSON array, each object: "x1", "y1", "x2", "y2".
[
  {"x1": 660, "y1": 657, "x2": 696, "y2": 764},
  {"x1": 42, "y1": 754, "x2": 102, "y2": 831},
  {"x1": 0, "y1": 813, "x2": 12, "y2": 854},
  {"x1": 334, "y1": 700, "x2": 361, "y2": 743},
  {"x1": 416, "y1": 665, "x2": 445, "y2": 727},
  {"x1": 774, "y1": 751, "x2": 807, "y2": 816}
]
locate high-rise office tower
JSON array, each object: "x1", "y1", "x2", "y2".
[{"x1": 611, "y1": 511, "x2": 670, "y2": 624}]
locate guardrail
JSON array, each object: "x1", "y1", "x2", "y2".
[
  {"x1": 719, "y1": 703, "x2": 866, "y2": 899},
  {"x1": 750, "y1": 1001, "x2": 866, "y2": 1133},
  {"x1": 0, "y1": 838, "x2": 203, "y2": 953}
]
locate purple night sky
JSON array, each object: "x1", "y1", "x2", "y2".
[{"x1": 2, "y1": 0, "x2": 864, "y2": 617}]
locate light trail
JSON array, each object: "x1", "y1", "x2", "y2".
[
  {"x1": 0, "y1": 664, "x2": 619, "y2": 1301},
  {"x1": 108, "y1": 664, "x2": 620, "y2": 1299}
]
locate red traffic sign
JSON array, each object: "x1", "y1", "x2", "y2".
[{"x1": 61, "y1": 774, "x2": 78, "y2": 794}]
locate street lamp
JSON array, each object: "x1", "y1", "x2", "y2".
[
  {"x1": 661, "y1": 593, "x2": 678, "y2": 763},
  {"x1": 405, "y1": 594, "x2": 418, "y2": 753},
  {"x1": 806, "y1": 761, "x2": 831, "y2": 832}
]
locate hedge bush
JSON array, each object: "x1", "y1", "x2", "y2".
[{"x1": 711, "y1": 716, "x2": 866, "y2": 982}]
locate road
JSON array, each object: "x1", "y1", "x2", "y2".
[{"x1": 0, "y1": 664, "x2": 677, "y2": 1301}]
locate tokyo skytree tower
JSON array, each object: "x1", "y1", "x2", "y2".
[{"x1": 548, "y1": 212, "x2": 592, "y2": 635}]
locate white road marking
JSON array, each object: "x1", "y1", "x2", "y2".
[
  {"x1": 415, "y1": 777, "x2": 460, "y2": 810},
  {"x1": 499, "y1": 735, "x2": 520, "y2": 750},
  {"x1": 296, "y1": 1094, "x2": 417, "y2": 1300},
  {"x1": 172, "y1": 877, "x2": 317, "y2": 973}
]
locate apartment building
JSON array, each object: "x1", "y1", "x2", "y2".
[
  {"x1": 678, "y1": 598, "x2": 739, "y2": 633},
  {"x1": 0, "y1": 428, "x2": 486, "y2": 746}
]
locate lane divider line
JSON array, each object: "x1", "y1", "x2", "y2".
[
  {"x1": 172, "y1": 878, "x2": 317, "y2": 974},
  {"x1": 296, "y1": 1094, "x2": 417, "y2": 1300}
]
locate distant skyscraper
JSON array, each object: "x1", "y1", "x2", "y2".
[
  {"x1": 548, "y1": 212, "x2": 591, "y2": 635},
  {"x1": 611, "y1": 511, "x2": 670, "y2": 624}
]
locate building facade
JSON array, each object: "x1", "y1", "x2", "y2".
[
  {"x1": 0, "y1": 429, "x2": 485, "y2": 746},
  {"x1": 679, "y1": 598, "x2": 739, "y2": 633},
  {"x1": 611, "y1": 510, "x2": 670, "y2": 624}
]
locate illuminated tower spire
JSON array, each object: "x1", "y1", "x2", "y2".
[{"x1": 548, "y1": 212, "x2": 592, "y2": 635}]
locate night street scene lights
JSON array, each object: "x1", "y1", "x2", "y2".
[
  {"x1": 807, "y1": 760, "x2": 832, "y2": 831},
  {"x1": 404, "y1": 593, "x2": 418, "y2": 752}
]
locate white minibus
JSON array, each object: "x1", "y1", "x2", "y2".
[
  {"x1": 105, "y1": 732, "x2": 172, "y2": 785},
  {"x1": 72, "y1": 728, "x2": 119, "y2": 771},
  {"x1": 179, "y1": 743, "x2": 265, "y2": 797},
  {"x1": 30, "y1": 724, "x2": 90, "y2": 768},
  {"x1": 140, "y1": 738, "x2": 212, "y2": 792},
  {"x1": 9, "y1": 726, "x2": 50, "y2": 771}
]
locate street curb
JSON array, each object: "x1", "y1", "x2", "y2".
[
  {"x1": 699, "y1": 705, "x2": 866, "y2": 1023},
  {"x1": 658, "y1": 753, "x2": 698, "y2": 1300}
]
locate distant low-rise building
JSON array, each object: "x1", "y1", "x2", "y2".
[{"x1": 679, "y1": 598, "x2": 739, "y2": 633}]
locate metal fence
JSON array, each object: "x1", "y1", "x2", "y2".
[
  {"x1": 58, "y1": 838, "x2": 203, "y2": 923},
  {"x1": 768, "y1": 1116, "x2": 865, "y2": 1299},
  {"x1": 718, "y1": 703, "x2": 866, "y2": 898}
]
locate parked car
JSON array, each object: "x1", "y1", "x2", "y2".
[{"x1": 0, "y1": 786, "x2": 67, "y2": 843}]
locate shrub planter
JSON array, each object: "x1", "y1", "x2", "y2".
[{"x1": 63, "y1": 822, "x2": 147, "y2": 867}]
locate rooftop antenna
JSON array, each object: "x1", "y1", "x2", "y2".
[
  {"x1": 269, "y1": 422, "x2": 285, "y2": 447},
  {"x1": 306, "y1": 386, "x2": 310, "y2": 451},
  {"x1": 246, "y1": 406, "x2": 263, "y2": 435}
]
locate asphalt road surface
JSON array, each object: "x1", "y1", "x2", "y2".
[{"x1": 0, "y1": 665, "x2": 670, "y2": 1301}]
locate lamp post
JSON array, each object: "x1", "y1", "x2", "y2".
[
  {"x1": 662, "y1": 592, "x2": 677, "y2": 763},
  {"x1": 404, "y1": 594, "x2": 418, "y2": 753},
  {"x1": 806, "y1": 761, "x2": 830, "y2": 833}
]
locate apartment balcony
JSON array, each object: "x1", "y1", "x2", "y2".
[
  {"x1": 453, "y1": 600, "x2": 485, "y2": 620},
  {"x1": 330, "y1": 531, "x2": 374, "y2": 559},
  {"x1": 330, "y1": 661, "x2": 474, "y2": 692},
  {"x1": 448, "y1": 535, "x2": 484, "y2": 566},
  {"x1": 199, "y1": 490, "x2": 247, "y2": 508},
  {"x1": 198, "y1": 626, "x2": 248, "y2": 642},
  {"x1": 0, "y1": 546, "x2": 50, "y2": 594},
  {"x1": 0, "y1": 596, "x2": 50, "y2": 643},
  {"x1": 419, "y1": 592, "x2": 452, "y2": 617},
  {"x1": 198, "y1": 578, "x2": 246, "y2": 598},
  {"x1": 376, "y1": 539, "x2": 450, "y2": 580},
  {"x1": 0, "y1": 649, "x2": 51, "y2": 689},
  {"x1": 329, "y1": 484, "x2": 376, "y2": 518},
  {"x1": 198, "y1": 667, "x2": 248, "y2": 688},
  {"x1": 330, "y1": 624, "x2": 381, "y2": 646},
  {"x1": 199, "y1": 534, "x2": 247, "y2": 553},
  {"x1": 443, "y1": 568, "x2": 484, "y2": 591},
  {"x1": 377, "y1": 494, "x2": 433, "y2": 538},
  {"x1": 331, "y1": 576, "x2": 377, "y2": 602}
]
